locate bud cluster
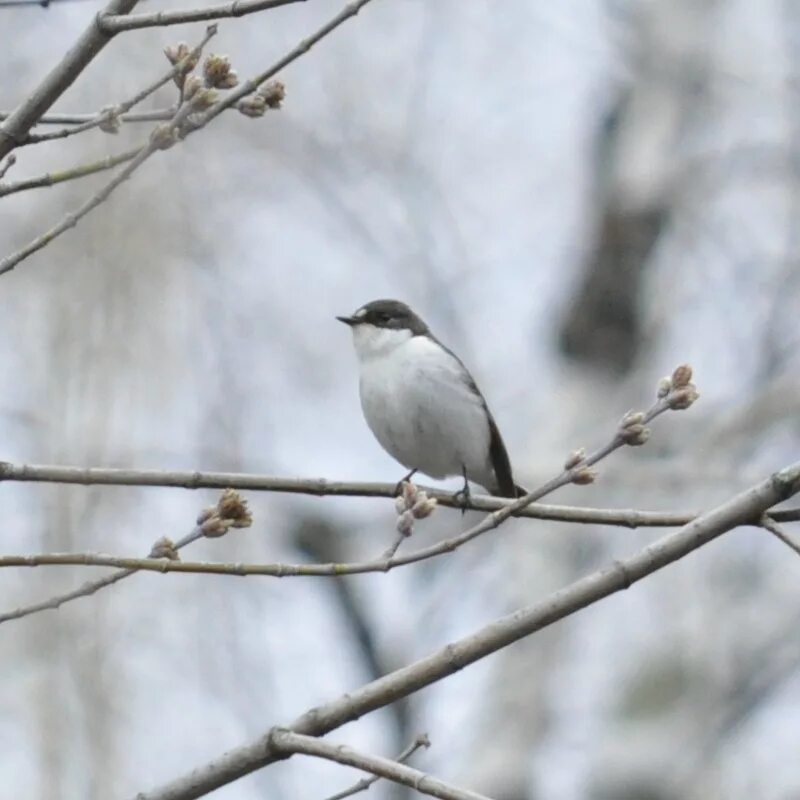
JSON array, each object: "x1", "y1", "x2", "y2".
[
  {"x1": 394, "y1": 481, "x2": 438, "y2": 537},
  {"x1": 618, "y1": 409, "x2": 651, "y2": 446},
  {"x1": 149, "y1": 536, "x2": 180, "y2": 560},
  {"x1": 237, "y1": 81, "x2": 286, "y2": 118},
  {"x1": 658, "y1": 363, "x2": 700, "y2": 411},
  {"x1": 197, "y1": 488, "x2": 253, "y2": 538},
  {"x1": 162, "y1": 41, "x2": 286, "y2": 126}
]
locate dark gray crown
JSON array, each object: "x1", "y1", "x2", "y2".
[{"x1": 337, "y1": 299, "x2": 429, "y2": 335}]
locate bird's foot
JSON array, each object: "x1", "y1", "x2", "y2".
[
  {"x1": 452, "y1": 468, "x2": 471, "y2": 515},
  {"x1": 394, "y1": 468, "x2": 418, "y2": 496}
]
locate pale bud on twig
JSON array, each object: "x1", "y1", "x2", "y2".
[
  {"x1": 201, "y1": 517, "x2": 229, "y2": 537},
  {"x1": 656, "y1": 377, "x2": 672, "y2": 398},
  {"x1": 619, "y1": 423, "x2": 651, "y2": 446},
  {"x1": 164, "y1": 42, "x2": 200, "y2": 87},
  {"x1": 217, "y1": 489, "x2": 252, "y2": 528},
  {"x1": 149, "y1": 537, "x2": 180, "y2": 560},
  {"x1": 258, "y1": 80, "x2": 286, "y2": 109},
  {"x1": 98, "y1": 106, "x2": 121, "y2": 134},
  {"x1": 189, "y1": 87, "x2": 218, "y2": 111},
  {"x1": 196, "y1": 489, "x2": 252, "y2": 538},
  {"x1": 571, "y1": 466, "x2": 597, "y2": 485},
  {"x1": 183, "y1": 75, "x2": 204, "y2": 101},
  {"x1": 564, "y1": 448, "x2": 586, "y2": 470},
  {"x1": 620, "y1": 410, "x2": 646, "y2": 428},
  {"x1": 150, "y1": 123, "x2": 179, "y2": 150},
  {"x1": 671, "y1": 364, "x2": 693, "y2": 388},
  {"x1": 237, "y1": 95, "x2": 267, "y2": 118},
  {"x1": 396, "y1": 510, "x2": 415, "y2": 537},
  {"x1": 667, "y1": 385, "x2": 700, "y2": 410},
  {"x1": 203, "y1": 54, "x2": 239, "y2": 89},
  {"x1": 411, "y1": 495, "x2": 438, "y2": 519}
]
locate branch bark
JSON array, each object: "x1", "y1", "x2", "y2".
[
  {"x1": 131, "y1": 461, "x2": 800, "y2": 800},
  {"x1": 99, "y1": 0, "x2": 304, "y2": 32},
  {"x1": 271, "y1": 730, "x2": 486, "y2": 800},
  {"x1": 0, "y1": 462, "x2": 797, "y2": 527},
  {"x1": 0, "y1": 0, "x2": 141, "y2": 158}
]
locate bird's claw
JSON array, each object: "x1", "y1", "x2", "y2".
[{"x1": 452, "y1": 485, "x2": 471, "y2": 515}]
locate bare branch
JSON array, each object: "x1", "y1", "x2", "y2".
[
  {"x1": 0, "y1": 0, "x2": 141, "y2": 158},
  {"x1": 0, "y1": 489, "x2": 251, "y2": 625},
  {"x1": 194, "y1": 0, "x2": 376, "y2": 129},
  {"x1": 270, "y1": 730, "x2": 484, "y2": 800},
  {"x1": 324, "y1": 735, "x2": 430, "y2": 800},
  {"x1": 0, "y1": 110, "x2": 176, "y2": 125},
  {"x1": 0, "y1": 527, "x2": 201, "y2": 625},
  {"x1": 0, "y1": 30, "x2": 218, "y2": 276},
  {"x1": 761, "y1": 513, "x2": 800, "y2": 557},
  {"x1": 0, "y1": 461, "x2": 796, "y2": 527},
  {"x1": 100, "y1": 0, "x2": 304, "y2": 33},
  {"x1": 19, "y1": 27, "x2": 217, "y2": 146},
  {"x1": 131, "y1": 462, "x2": 800, "y2": 800},
  {"x1": 0, "y1": 148, "x2": 139, "y2": 198},
  {"x1": 0, "y1": 154, "x2": 15, "y2": 179},
  {"x1": 0, "y1": 0, "x2": 374, "y2": 275}
]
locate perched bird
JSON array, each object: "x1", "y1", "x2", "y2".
[{"x1": 337, "y1": 299, "x2": 525, "y2": 499}]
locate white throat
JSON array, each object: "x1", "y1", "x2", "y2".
[{"x1": 350, "y1": 324, "x2": 414, "y2": 362}]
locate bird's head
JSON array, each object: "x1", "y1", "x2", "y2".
[{"x1": 337, "y1": 299, "x2": 429, "y2": 360}]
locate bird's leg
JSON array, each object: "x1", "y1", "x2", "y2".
[
  {"x1": 452, "y1": 466, "x2": 471, "y2": 514},
  {"x1": 394, "y1": 468, "x2": 418, "y2": 496}
]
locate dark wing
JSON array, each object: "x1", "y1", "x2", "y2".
[
  {"x1": 486, "y1": 412, "x2": 521, "y2": 498},
  {"x1": 434, "y1": 336, "x2": 523, "y2": 498}
]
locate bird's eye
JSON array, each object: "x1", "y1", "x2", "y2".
[{"x1": 376, "y1": 312, "x2": 391, "y2": 324}]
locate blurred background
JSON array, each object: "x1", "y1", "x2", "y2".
[{"x1": 1, "y1": 0, "x2": 799, "y2": 798}]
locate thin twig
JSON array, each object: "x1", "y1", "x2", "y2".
[
  {"x1": 194, "y1": 0, "x2": 376, "y2": 129},
  {"x1": 0, "y1": 148, "x2": 139, "y2": 198},
  {"x1": 0, "y1": 154, "x2": 15, "y2": 179},
  {"x1": 0, "y1": 527, "x2": 203, "y2": 625},
  {"x1": 131, "y1": 462, "x2": 800, "y2": 800},
  {"x1": 0, "y1": 110, "x2": 177, "y2": 125},
  {"x1": 0, "y1": 0, "x2": 374, "y2": 275},
  {"x1": 324, "y1": 735, "x2": 430, "y2": 800},
  {"x1": 270, "y1": 730, "x2": 487, "y2": 800},
  {"x1": 0, "y1": 0, "x2": 141, "y2": 158},
  {"x1": 100, "y1": 0, "x2": 304, "y2": 33},
  {"x1": 4, "y1": 459, "x2": 759, "y2": 526},
  {"x1": 0, "y1": 377, "x2": 708, "y2": 617},
  {"x1": 0, "y1": 29, "x2": 217, "y2": 277},
  {"x1": 761, "y1": 513, "x2": 800, "y2": 557},
  {"x1": 20, "y1": 28, "x2": 216, "y2": 146}
]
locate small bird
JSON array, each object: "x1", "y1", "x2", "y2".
[{"x1": 337, "y1": 299, "x2": 525, "y2": 499}]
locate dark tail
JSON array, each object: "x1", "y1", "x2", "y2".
[{"x1": 491, "y1": 482, "x2": 528, "y2": 499}]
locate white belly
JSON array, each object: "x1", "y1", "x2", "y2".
[{"x1": 357, "y1": 336, "x2": 494, "y2": 487}]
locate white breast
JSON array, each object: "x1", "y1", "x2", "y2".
[{"x1": 355, "y1": 333, "x2": 494, "y2": 487}]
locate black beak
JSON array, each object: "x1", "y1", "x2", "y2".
[{"x1": 336, "y1": 315, "x2": 358, "y2": 326}]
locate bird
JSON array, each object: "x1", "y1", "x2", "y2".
[{"x1": 337, "y1": 299, "x2": 526, "y2": 500}]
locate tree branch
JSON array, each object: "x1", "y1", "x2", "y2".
[
  {"x1": 0, "y1": 148, "x2": 139, "y2": 198},
  {"x1": 0, "y1": 462, "x2": 796, "y2": 527},
  {"x1": 0, "y1": 29, "x2": 217, "y2": 277},
  {"x1": 270, "y1": 730, "x2": 487, "y2": 800},
  {"x1": 130, "y1": 461, "x2": 800, "y2": 800},
  {"x1": 99, "y1": 0, "x2": 304, "y2": 33},
  {"x1": 0, "y1": 489, "x2": 250, "y2": 625},
  {"x1": 0, "y1": 526, "x2": 203, "y2": 625},
  {"x1": 0, "y1": 0, "x2": 375, "y2": 275},
  {"x1": 19, "y1": 28, "x2": 216, "y2": 146},
  {"x1": 324, "y1": 734, "x2": 430, "y2": 800},
  {"x1": 192, "y1": 0, "x2": 375, "y2": 129},
  {"x1": 0, "y1": 110, "x2": 176, "y2": 125},
  {"x1": 761, "y1": 513, "x2": 800, "y2": 557},
  {"x1": 0, "y1": 0, "x2": 141, "y2": 158}
]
